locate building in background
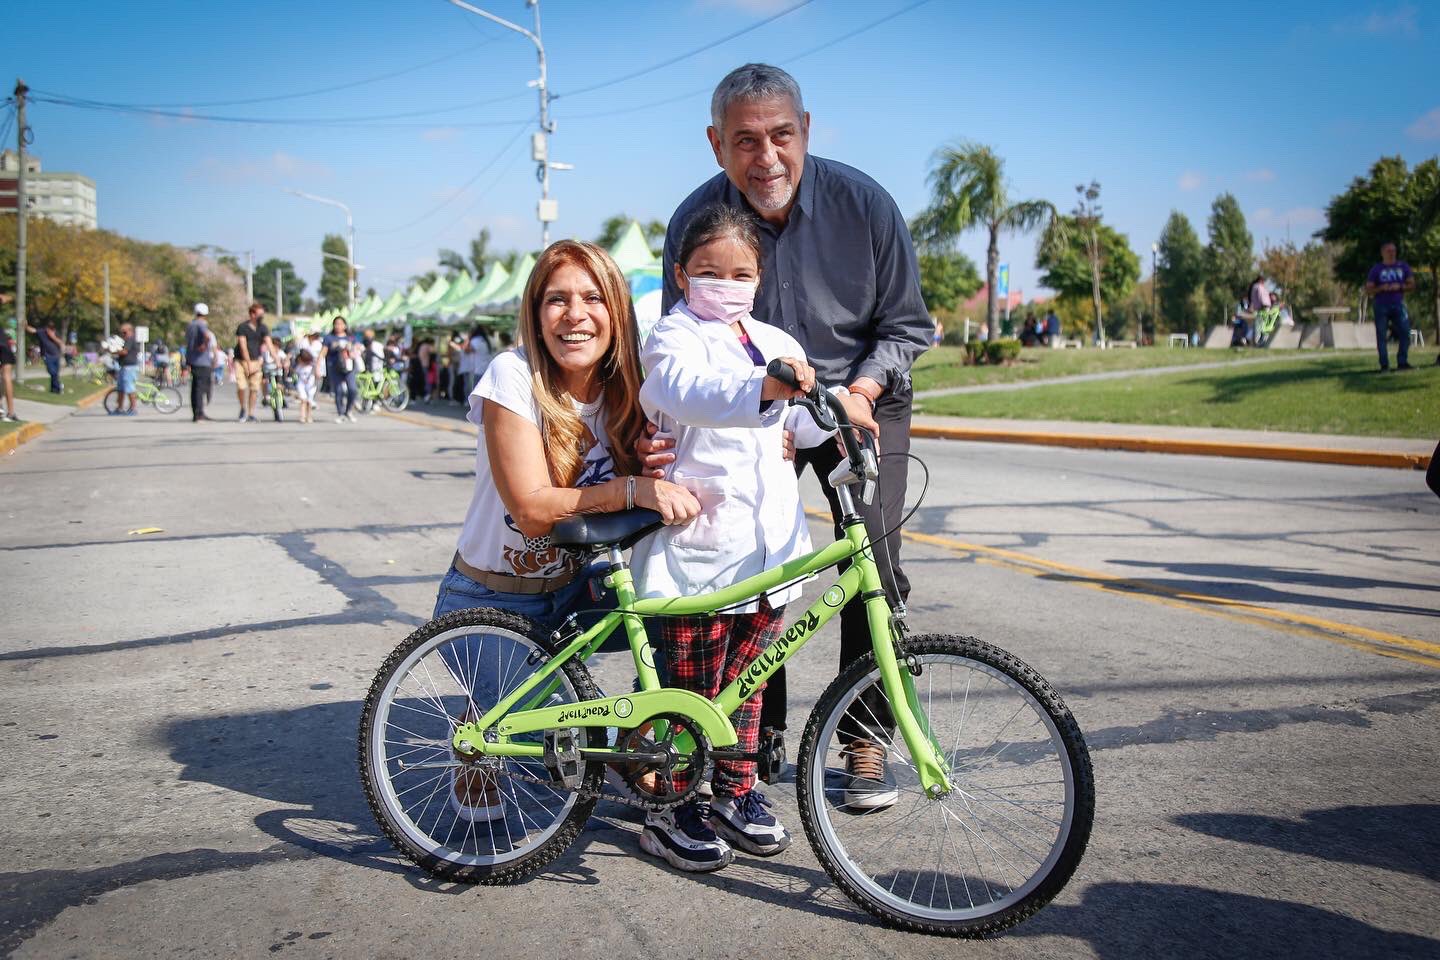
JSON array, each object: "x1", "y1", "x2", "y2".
[{"x1": 0, "y1": 149, "x2": 97, "y2": 229}]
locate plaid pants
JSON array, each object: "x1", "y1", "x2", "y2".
[{"x1": 659, "y1": 600, "x2": 784, "y2": 798}]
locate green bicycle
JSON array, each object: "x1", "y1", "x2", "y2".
[
  {"x1": 263, "y1": 364, "x2": 287, "y2": 422},
  {"x1": 359, "y1": 368, "x2": 1093, "y2": 937},
  {"x1": 103, "y1": 378, "x2": 182, "y2": 415},
  {"x1": 355, "y1": 367, "x2": 408, "y2": 413}
]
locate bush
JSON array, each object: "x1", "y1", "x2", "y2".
[{"x1": 964, "y1": 338, "x2": 1023, "y2": 365}]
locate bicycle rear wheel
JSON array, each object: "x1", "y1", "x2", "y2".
[
  {"x1": 102, "y1": 389, "x2": 121, "y2": 414},
  {"x1": 796, "y1": 634, "x2": 1093, "y2": 937},
  {"x1": 359, "y1": 608, "x2": 605, "y2": 884},
  {"x1": 154, "y1": 386, "x2": 183, "y2": 414}
]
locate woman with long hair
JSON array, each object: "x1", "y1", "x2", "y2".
[{"x1": 431, "y1": 239, "x2": 700, "y2": 822}]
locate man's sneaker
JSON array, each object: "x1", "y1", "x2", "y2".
[
  {"x1": 335, "y1": 415, "x2": 347, "y2": 423},
  {"x1": 237, "y1": 410, "x2": 247, "y2": 421},
  {"x1": 447, "y1": 766, "x2": 505, "y2": 822},
  {"x1": 640, "y1": 799, "x2": 732, "y2": 872},
  {"x1": 346, "y1": 411, "x2": 358, "y2": 422},
  {"x1": 840, "y1": 739, "x2": 899, "y2": 812},
  {"x1": 710, "y1": 788, "x2": 791, "y2": 856}
]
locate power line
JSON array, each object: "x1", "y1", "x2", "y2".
[
  {"x1": 554, "y1": 0, "x2": 818, "y2": 100},
  {"x1": 41, "y1": 38, "x2": 504, "y2": 110},
  {"x1": 29, "y1": 91, "x2": 532, "y2": 129},
  {"x1": 559, "y1": 0, "x2": 937, "y2": 122},
  {"x1": 363, "y1": 118, "x2": 537, "y2": 235}
]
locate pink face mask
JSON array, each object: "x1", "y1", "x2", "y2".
[{"x1": 684, "y1": 274, "x2": 756, "y2": 324}]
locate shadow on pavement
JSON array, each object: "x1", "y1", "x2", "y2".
[
  {"x1": 1013, "y1": 881, "x2": 1439, "y2": 959},
  {"x1": 1172, "y1": 804, "x2": 1440, "y2": 883}
]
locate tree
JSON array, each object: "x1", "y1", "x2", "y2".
[
  {"x1": 1258, "y1": 241, "x2": 1349, "y2": 324},
  {"x1": 1156, "y1": 211, "x2": 1207, "y2": 335},
  {"x1": 254, "y1": 258, "x2": 305, "y2": 315},
  {"x1": 1036, "y1": 215, "x2": 1140, "y2": 335},
  {"x1": 318, "y1": 234, "x2": 351, "y2": 310},
  {"x1": 1071, "y1": 181, "x2": 1108, "y2": 344},
  {"x1": 437, "y1": 248, "x2": 470, "y2": 279},
  {"x1": 911, "y1": 142, "x2": 1063, "y2": 340},
  {"x1": 1204, "y1": 193, "x2": 1254, "y2": 321},
  {"x1": 595, "y1": 214, "x2": 666, "y2": 255},
  {"x1": 917, "y1": 251, "x2": 983, "y2": 316}
]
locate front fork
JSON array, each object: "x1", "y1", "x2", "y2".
[{"x1": 852, "y1": 526, "x2": 954, "y2": 798}]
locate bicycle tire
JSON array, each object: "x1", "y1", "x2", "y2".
[
  {"x1": 382, "y1": 387, "x2": 409, "y2": 412},
  {"x1": 154, "y1": 386, "x2": 183, "y2": 414},
  {"x1": 359, "y1": 607, "x2": 605, "y2": 885},
  {"x1": 102, "y1": 389, "x2": 121, "y2": 414},
  {"x1": 271, "y1": 392, "x2": 284, "y2": 422},
  {"x1": 795, "y1": 634, "x2": 1093, "y2": 937}
]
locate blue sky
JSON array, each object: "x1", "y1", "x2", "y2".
[{"x1": 11, "y1": 0, "x2": 1439, "y2": 305}]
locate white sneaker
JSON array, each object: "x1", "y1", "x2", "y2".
[
  {"x1": 335, "y1": 415, "x2": 347, "y2": 423},
  {"x1": 346, "y1": 411, "x2": 358, "y2": 422},
  {"x1": 640, "y1": 800, "x2": 732, "y2": 873},
  {"x1": 710, "y1": 788, "x2": 791, "y2": 856}
]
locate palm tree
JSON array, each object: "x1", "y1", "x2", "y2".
[{"x1": 911, "y1": 142, "x2": 1063, "y2": 338}]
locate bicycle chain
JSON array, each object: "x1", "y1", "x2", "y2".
[{"x1": 492, "y1": 760, "x2": 696, "y2": 813}]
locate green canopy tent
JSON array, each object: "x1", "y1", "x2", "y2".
[
  {"x1": 365, "y1": 289, "x2": 409, "y2": 327},
  {"x1": 477, "y1": 254, "x2": 535, "y2": 316},
  {"x1": 414, "y1": 271, "x2": 477, "y2": 326},
  {"x1": 425, "y1": 260, "x2": 512, "y2": 328}
]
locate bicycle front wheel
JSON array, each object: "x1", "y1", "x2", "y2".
[
  {"x1": 382, "y1": 386, "x2": 409, "y2": 412},
  {"x1": 796, "y1": 634, "x2": 1093, "y2": 937},
  {"x1": 359, "y1": 608, "x2": 605, "y2": 885},
  {"x1": 154, "y1": 386, "x2": 183, "y2": 414}
]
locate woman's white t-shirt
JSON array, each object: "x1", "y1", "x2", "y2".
[{"x1": 455, "y1": 349, "x2": 615, "y2": 580}]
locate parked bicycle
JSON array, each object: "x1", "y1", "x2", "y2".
[
  {"x1": 355, "y1": 367, "x2": 409, "y2": 413},
  {"x1": 103, "y1": 378, "x2": 182, "y2": 415},
  {"x1": 263, "y1": 362, "x2": 288, "y2": 422},
  {"x1": 359, "y1": 362, "x2": 1093, "y2": 937}
]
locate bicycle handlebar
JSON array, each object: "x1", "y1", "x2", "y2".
[{"x1": 765, "y1": 358, "x2": 867, "y2": 470}]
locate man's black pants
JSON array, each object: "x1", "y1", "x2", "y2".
[
  {"x1": 760, "y1": 384, "x2": 912, "y2": 744},
  {"x1": 190, "y1": 366, "x2": 212, "y2": 420}
]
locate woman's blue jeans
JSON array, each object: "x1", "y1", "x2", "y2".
[{"x1": 334, "y1": 370, "x2": 358, "y2": 416}]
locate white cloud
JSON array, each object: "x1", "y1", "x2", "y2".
[
  {"x1": 1251, "y1": 207, "x2": 1325, "y2": 229},
  {"x1": 1405, "y1": 107, "x2": 1440, "y2": 140},
  {"x1": 191, "y1": 151, "x2": 330, "y2": 185},
  {"x1": 421, "y1": 127, "x2": 461, "y2": 142},
  {"x1": 1245, "y1": 168, "x2": 1276, "y2": 183},
  {"x1": 1178, "y1": 170, "x2": 1205, "y2": 192},
  {"x1": 1334, "y1": 5, "x2": 1419, "y2": 35}
]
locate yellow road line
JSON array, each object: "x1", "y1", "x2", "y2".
[
  {"x1": 378, "y1": 409, "x2": 478, "y2": 437},
  {"x1": 807, "y1": 509, "x2": 1440, "y2": 669}
]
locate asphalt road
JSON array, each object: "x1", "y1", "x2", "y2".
[{"x1": 2, "y1": 392, "x2": 1437, "y2": 959}]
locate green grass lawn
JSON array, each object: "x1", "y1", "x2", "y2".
[
  {"x1": 915, "y1": 350, "x2": 1440, "y2": 438},
  {"x1": 13, "y1": 369, "x2": 108, "y2": 406},
  {"x1": 0, "y1": 419, "x2": 20, "y2": 438},
  {"x1": 912, "y1": 344, "x2": 1307, "y2": 392}
]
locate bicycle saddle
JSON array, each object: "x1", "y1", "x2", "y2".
[{"x1": 550, "y1": 508, "x2": 664, "y2": 550}]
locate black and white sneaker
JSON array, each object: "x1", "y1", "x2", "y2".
[
  {"x1": 710, "y1": 788, "x2": 791, "y2": 856},
  {"x1": 640, "y1": 799, "x2": 732, "y2": 873}
]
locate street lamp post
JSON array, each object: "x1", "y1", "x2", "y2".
[
  {"x1": 286, "y1": 190, "x2": 355, "y2": 309},
  {"x1": 447, "y1": 0, "x2": 570, "y2": 248}
]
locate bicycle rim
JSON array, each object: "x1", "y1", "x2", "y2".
[
  {"x1": 155, "y1": 387, "x2": 182, "y2": 414},
  {"x1": 799, "y1": 638, "x2": 1090, "y2": 932},
  {"x1": 365, "y1": 621, "x2": 588, "y2": 870}
]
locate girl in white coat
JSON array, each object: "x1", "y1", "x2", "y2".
[{"x1": 632, "y1": 202, "x2": 838, "y2": 873}]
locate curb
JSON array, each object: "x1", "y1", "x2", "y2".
[
  {"x1": 909, "y1": 424, "x2": 1432, "y2": 471},
  {"x1": 0, "y1": 421, "x2": 47, "y2": 455},
  {"x1": 1, "y1": 386, "x2": 113, "y2": 456}
]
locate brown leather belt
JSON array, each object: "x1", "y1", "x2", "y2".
[{"x1": 452, "y1": 552, "x2": 578, "y2": 595}]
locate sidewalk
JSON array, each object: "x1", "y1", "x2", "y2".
[{"x1": 378, "y1": 395, "x2": 1434, "y2": 471}]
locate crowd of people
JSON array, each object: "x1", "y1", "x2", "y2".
[{"x1": 173, "y1": 302, "x2": 512, "y2": 423}]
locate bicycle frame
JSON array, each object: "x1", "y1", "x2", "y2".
[{"x1": 450, "y1": 517, "x2": 954, "y2": 796}]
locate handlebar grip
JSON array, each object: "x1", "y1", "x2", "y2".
[{"x1": 765, "y1": 358, "x2": 800, "y2": 389}]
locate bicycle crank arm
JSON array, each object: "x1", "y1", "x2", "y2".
[{"x1": 577, "y1": 748, "x2": 668, "y2": 764}]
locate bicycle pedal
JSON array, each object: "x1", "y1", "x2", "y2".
[
  {"x1": 543, "y1": 727, "x2": 584, "y2": 790},
  {"x1": 757, "y1": 727, "x2": 786, "y2": 785}
]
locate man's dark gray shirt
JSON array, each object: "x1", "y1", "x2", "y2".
[{"x1": 662, "y1": 154, "x2": 931, "y2": 394}]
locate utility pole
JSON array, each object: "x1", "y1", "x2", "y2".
[
  {"x1": 275, "y1": 267, "x2": 283, "y2": 326},
  {"x1": 286, "y1": 190, "x2": 354, "y2": 308},
  {"x1": 449, "y1": 0, "x2": 571, "y2": 249},
  {"x1": 1150, "y1": 243, "x2": 1159, "y2": 345},
  {"x1": 245, "y1": 250, "x2": 254, "y2": 304},
  {"x1": 14, "y1": 78, "x2": 29, "y2": 375},
  {"x1": 103, "y1": 262, "x2": 110, "y2": 338}
]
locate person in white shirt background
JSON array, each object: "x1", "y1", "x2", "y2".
[
  {"x1": 631, "y1": 202, "x2": 837, "y2": 874},
  {"x1": 464, "y1": 323, "x2": 493, "y2": 397}
]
